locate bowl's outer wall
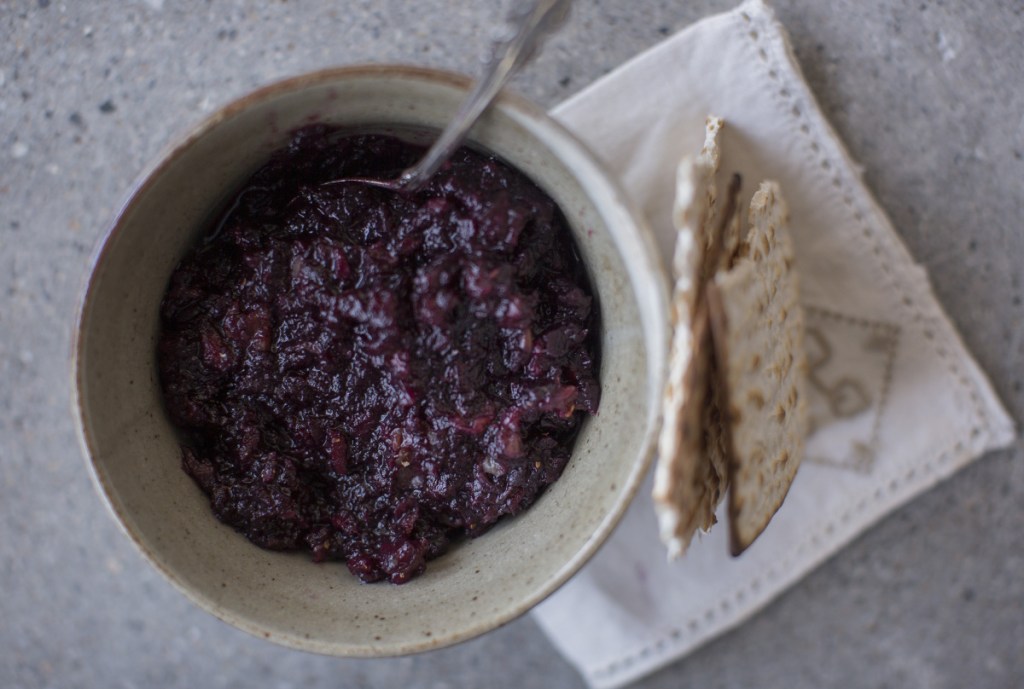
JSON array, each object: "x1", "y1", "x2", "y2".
[{"x1": 75, "y1": 67, "x2": 669, "y2": 656}]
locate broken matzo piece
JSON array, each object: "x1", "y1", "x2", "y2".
[
  {"x1": 653, "y1": 116, "x2": 728, "y2": 558},
  {"x1": 707, "y1": 181, "x2": 808, "y2": 556}
]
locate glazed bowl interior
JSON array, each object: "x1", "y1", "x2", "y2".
[{"x1": 74, "y1": 66, "x2": 668, "y2": 655}]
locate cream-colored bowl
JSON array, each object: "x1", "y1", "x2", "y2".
[{"x1": 73, "y1": 66, "x2": 669, "y2": 655}]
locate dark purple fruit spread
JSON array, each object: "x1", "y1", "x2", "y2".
[{"x1": 157, "y1": 127, "x2": 600, "y2": 584}]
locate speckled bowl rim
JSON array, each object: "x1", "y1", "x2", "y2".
[{"x1": 71, "y1": 64, "x2": 670, "y2": 656}]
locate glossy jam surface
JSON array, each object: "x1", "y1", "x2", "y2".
[{"x1": 158, "y1": 128, "x2": 600, "y2": 583}]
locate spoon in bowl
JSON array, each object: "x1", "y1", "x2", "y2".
[{"x1": 321, "y1": 0, "x2": 571, "y2": 194}]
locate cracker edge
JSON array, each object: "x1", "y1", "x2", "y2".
[{"x1": 652, "y1": 116, "x2": 725, "y2": 557}]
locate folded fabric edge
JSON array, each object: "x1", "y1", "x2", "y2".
[{"x1": 550, "y1": 5, "x2": 736, "y2": 121}]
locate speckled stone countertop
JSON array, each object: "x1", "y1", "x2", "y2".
[{"x1": 2, "y1": 1, "x2": 1022, "y2": 687}]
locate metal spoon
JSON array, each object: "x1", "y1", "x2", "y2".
[{"x1": 322, "y1": 0, "x2": 571, "y2": 193}]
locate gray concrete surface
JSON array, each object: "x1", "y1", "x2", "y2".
[{"x1": 2, "y1": 1, "x2": 1022, "y2": 687}]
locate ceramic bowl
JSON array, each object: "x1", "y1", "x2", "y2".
[{"x1": 73, "y1": 65, "x2": 669, "y2": 655}]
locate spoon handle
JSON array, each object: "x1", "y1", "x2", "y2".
[{"x1": 398, "y1": 0, "x2": 572, "y2": 191}]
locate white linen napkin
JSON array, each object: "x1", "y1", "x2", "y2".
[{"x1": 533, "y1": 2, "x2": 1016, "y2": 687}]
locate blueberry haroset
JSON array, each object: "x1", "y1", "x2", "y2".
[{"x1": 158, "y1": 127, "x2": 601, "y2": 584}]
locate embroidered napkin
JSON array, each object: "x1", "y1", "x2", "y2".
[{"x1": 533, "y1": 1, "x2": 1016, "y2": 687}]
